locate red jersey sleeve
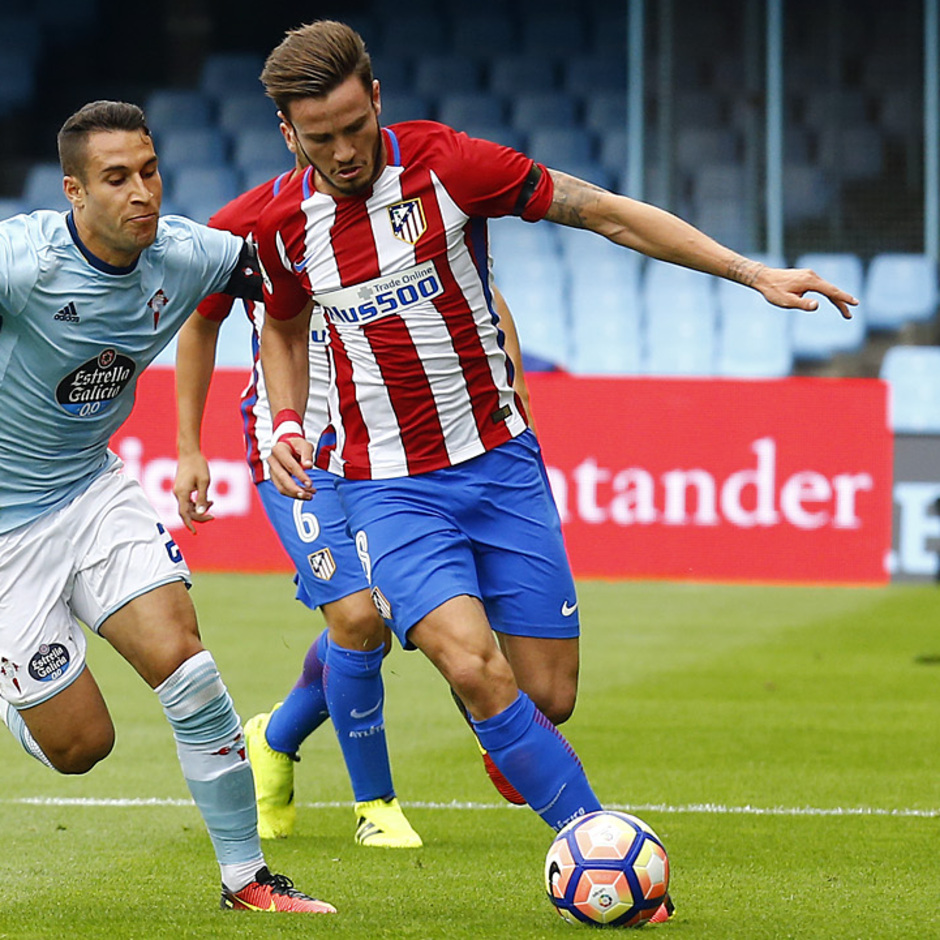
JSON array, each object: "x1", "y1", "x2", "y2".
[
  {"x1": 391, "y1": 121, "x2": 554, "y2": 222},
  {"x1": 254, "y1": 173, "x2": 312, "y2": 321}
]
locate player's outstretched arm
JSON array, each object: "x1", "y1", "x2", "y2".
[
  {"x1": 174, "y1": 312, "x2": 222, "y2": 533},
  {"x1": 542, "y1": 169, "x2": 858, "y2": 319},
  {"x1": 259, "y1": 302, "x2": 317, "y2": 500}
]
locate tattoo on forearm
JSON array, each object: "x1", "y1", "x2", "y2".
[
  {"x1": 545, "y1": 170, "x2": 604, "y2": 229},
  {"x1": 727, "y1": 258, "x2": 764, "y2": 287}
]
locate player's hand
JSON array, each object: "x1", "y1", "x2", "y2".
[
  {"x1": 268, "y1": 438, "x2": 316, "y2": 500},
  {"x1": 754, "y1": 266, "x2": 858, "y2": 319},
  {"x1": 173, "y1": 451, "x2": 215, "y2": 534}
]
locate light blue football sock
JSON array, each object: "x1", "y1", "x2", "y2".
[
  {"x1": 1, "y1": 697, "x2": 54, "y2": 768},
  {"x1": 473, "y1": 692, "x2": 602, "y2": 831},
  {"x1": 323, "y1": 642, "x2": 393, "y2": 803},
  {"x1": 265, "y1": 629, "x2": 330, "y2": 755},
  {"x1": 156, "y1": 651, "x2": 263, "y2": 881}
]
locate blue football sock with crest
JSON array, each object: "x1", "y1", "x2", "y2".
[
  {"x1": 473, "y1": 691, "x2": 602, "y2": 831},
  {"x1": 323, "y1": 642, "x2": 393, "y2": 803}
]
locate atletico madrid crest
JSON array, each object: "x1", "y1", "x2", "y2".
[{"x1": 387, "y1": 198, "x2": 427, "y2": 244}]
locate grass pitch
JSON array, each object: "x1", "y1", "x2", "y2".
[{"x1": 1, "y1": 576, "x2": 938, "y2": 938}]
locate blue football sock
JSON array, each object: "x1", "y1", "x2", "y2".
[
  {"x1": 324, "y1": 642, "x2": 393, "y2": 803},
  {"x1": 473, "y1": 692, "x2": 602, "y2": 831},
  {"x1": 265, "y1": 629, "x2": 330, "y2": 755}
]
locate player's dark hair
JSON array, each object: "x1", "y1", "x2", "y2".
[
  {"x1": 261, "y1": 20, "x2": 373, "y2": 116},
  {"x1": 57, "y1": 101, "x2": 151, "y2": 180}
]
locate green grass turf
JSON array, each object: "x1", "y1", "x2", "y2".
[{"x1": 1, "y1": 576, "x2": 939, "y2": 938}]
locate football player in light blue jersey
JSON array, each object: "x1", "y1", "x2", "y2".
[{"x1": 0, "y1": 100, "x2": 334, "y2": 914}]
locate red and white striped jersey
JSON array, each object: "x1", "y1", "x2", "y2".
[
  {"x1": 198, "y1": 172, "x2": 332, "y2": 484},
  {"x1": 255, "y1": 120, "x2": 554, "y2": 480}
]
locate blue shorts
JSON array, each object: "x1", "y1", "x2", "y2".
[
  {"x1": 334, "y1": 430, "x2": 580, "y2": 647},
  {"x1": 256, "y1": 474, "x2": 369, "y2": 610}
]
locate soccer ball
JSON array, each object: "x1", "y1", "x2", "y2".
[{"x1": 544, "y1": 810, "x2": 669, "y2": 927}]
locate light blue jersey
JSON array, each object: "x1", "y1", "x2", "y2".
[{"x1": 0, "y1": 210, "x2": 243, "y2": 533}]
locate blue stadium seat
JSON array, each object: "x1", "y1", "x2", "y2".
[
  {"x1": 568, "y1": 257, "x2": 644, "y2": 375},
  {"x1": 782, "y1": 163, "x2": 834, "y2": 224},
  {"x1": 690, "y1": 163, "x2": 747, "y2": 204},
  {"x1": 451, "y1": 12, "x2": 517, "y2": 57},
  {"x1": 879, "y1": 345, "x2": 940, "y2": 433},
  {"x1": 675, "y1": 127, "x2": 740, "y2": 172},
  {"x1": 145, "y1": 89, "x2": 214, "y2": 131},
  {"x1": 556, "y1": 226, "x2": 632, "y2": 266},
  {"x1": 413, "y1": 55, "x2": 483, "y2": 97},
  {"x1": 459, "y1": 124, "x2": 526, "y2": 151},
  {"x1": 556, "y1": 161, "x2": 616, "y2": 191},
  {"x1": 692, "y1": 199, "x2": 753, "y2": 254},
  {"x1": 167, "y1": 166, "x2": 241, "y2": 221},
  {"x1": 437, "y1": 93, "x2": 506, "y2": 129},
  {"x1": 863, "y1": 253, "x2": 939, "y2": 330},
  {"x1": 583, "y1": 92, "x2": 627, "y2": 132},
  {"x1": 526, "y1": 128, "x2": 595, "y2": 168},
  {"x1": 489, "y1": 55, "x2": 559, "y2": 96},
  {"x1": 216, "y1": 93, "x2": 278, "y2": 134},
  {"x1": 564, "y1": 56, "x2": 626, "y2": 97},
  {"x1": 231, "y1": 128, "x2": 286, "y2": 171},
  {"x1": 200, "y1": 52, "x2": 265, "y2": 99},
  {"x1": 642, "y1": 262, "x2": 718, "y2": 376},
  {"x1": 0, "y1": 198, "x2": 25, "y2": 221},
  {"x1": 519, "y1": 12, "x2": 587, "y2": 54},
  {"x1": 489, "y1": 216, "x2": 559, "y2": 264},
  {"x1": 817, "y1": 122, "x2": 885, "y2": 182},
  {"x1": 493, "y1": 259, "x2": 570, "y2": 368},
  {"x1": 241, "y1": 163, "x2": 290, "y2": 191},
  {"x1": 369, "y1": 54, "x2": 411, "y2": 93},
  {"x1": 511, "y1": 92, "x2": 580, "y2": 131},
  {"x1": 22, "y1": 163, "x2": 68, "y2": 211},
  {"x1": 156, "y1": 128, "x2": 228, "y2": 168},
  {"x1": 716, "y1": 280, "x2": 793, "y2": 378},
  {"x1": 381, "y1": 13, "x2": 448, "y2": 52},
  {"x1": 0, "y1": 51, "x2": 37, "y2": 116},
  {"x1": 380, "y1": 92, "x2": 433, "y2": 125},
  {"x1": 790, "y1": 252, "x2": 867, "y2": 359}
]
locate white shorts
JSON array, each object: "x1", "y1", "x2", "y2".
[{"x1": 0, "y1": 463, "x2": 190, "y2": 708}]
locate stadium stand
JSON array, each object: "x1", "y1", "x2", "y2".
[
  {"x1": 879, "y1": 345, "x2": 940, "y2": 433},
  {"x1": 864, "y1": 253, "x2": 940, "y2": 331}
]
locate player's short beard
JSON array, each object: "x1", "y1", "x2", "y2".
[{"x1": 295, "y1": 111, "x2": 383, "y2": 197}]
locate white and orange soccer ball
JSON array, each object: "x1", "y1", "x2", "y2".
[{"x1": 544, "y1": 810, "x2": 670, "y2": 928}]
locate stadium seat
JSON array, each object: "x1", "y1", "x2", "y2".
[
  {"x1": 816, "y1": 122, "x2": 885, "y2": 182},
  {"x1": 879, "y1": 345, "x2": 940, "y2": 433},
  {"x1": 0, "y1": 51, "x2": 37, "y2": 116},
  {"x1": 413, "y1": 55, "x2": 483, "y2": 98},
  {"x1": 489, "y1": 215, "x2": 560, "y2": 264},
  {"x1": 21, "y1": 163, "x2": 68, "y2": 211},
  {"x1": 583, "y1": 92, "x2": 628, "y2": 133},
  {"x1": 145, "y1": 89, "x2": 214, "y2": 131},
  {"x1": 437, "y1": 93, "x2": 506, "y2": 129},
  {"x1": 641, "y1": 262, "x2": 718, "y2": 376},
  {"x1": 556, "y1": 225, "x2": 633, "y2": 266},
  {"x1": 216, "y1": 93, "x2": 278, "y2": 134},
  {"x1": 863, "y1": 253, "x2": 939, "y2": 331},
  {"x1": 381, "y1": 13, "x2": 448, "y2": 52},
  {"x1": 369, "y1": 54, "x2": 411, "y2": 93},
  {"x1": 511, "y1": 92, "x2": 580, "y2": 131},
  {"x1": 379, "y1": 92, "x2": 433, "y2": 125},
  {"x1": 675, "y1": 127, "x2": 740, "y2": 173},
  {"x1": 200, "y1": 52, "x2": 265, "y2": 99},
  {"x1": 167, "y1": 166, "x2": 241, "y2": 221},
  {"x1": 451, "y1": 12, "x2": 517, "y2": 57},
  {"x1": 519, "y1": 12, "x2": 587, "y2": 54},
  {"x1": 231, "y1": 128, "x2": 286, "y2": 172},
  {"x1": 459, "y1": 124, "x2": 526, "y2": 151},
  {"x1": 568, "y1": 294, "x2": 643, "y2": 376},
  {"x1": 782, "y1": 163, "x2": 834, "y2": 224},
  {"x1": 564, "y1": 56, "x2": 627, "y2": 97},
  {"x1": 692, "y1": 199, "x2": 753, "y2": 255},
  {"x1": 716, "y1": 280, "x2": 793, "y2": 378},
  {"x1": 489, "y1": 55, "x2": 559, "y2": 96},
  {"x1": 240, "y1": 163, "x2": 290, "y2": 191},
  {"x1": 788, "y1": 253, "x2": 867, "y2": 360},
  {"x1": 526, "y1": 128, "x2": 596, "y2": 168},
  {"x1": 156, "y1": 128, "x2": 228, "y2": 167},
  {"x1": 0, "y1": 198, "x2": 25, "y2": 220},
  {"x1": 492, "y1": 258, "x2": 570, "y2": 368}
]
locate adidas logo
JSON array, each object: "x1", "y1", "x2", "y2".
[{"x1": 54, "y1": 301, "x2": 80, "y2": 323}]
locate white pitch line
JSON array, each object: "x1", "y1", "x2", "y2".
[{"x1": 5, "y1": 797, "x2": 940, "y2": 818}]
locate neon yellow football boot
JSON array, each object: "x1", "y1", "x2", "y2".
[
  {"x1": 353, "y1": 797, "x2": 423, "y2": 848},
  {"x1": 244, "y1": 707, "x2": 297, "y2": 839}
]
